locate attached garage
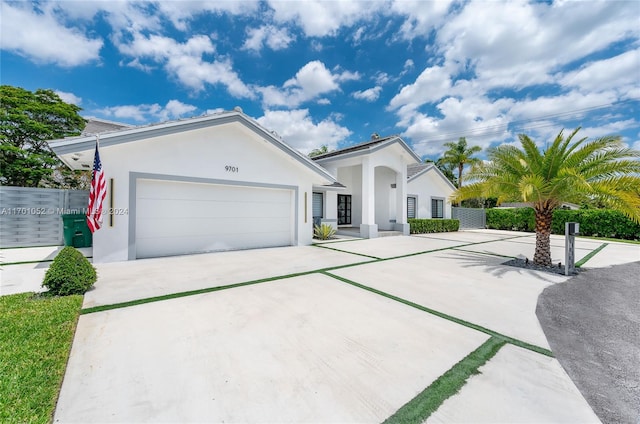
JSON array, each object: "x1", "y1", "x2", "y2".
[
  {"x1": 134, "y1": 178, "x2": 296, "y2": 259},
  {"x1": 49, "y1": 110, "x2": 338, "y2": 263}
]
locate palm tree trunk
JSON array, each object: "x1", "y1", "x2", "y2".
[
  {"x1": 458, "y1": 164, "x2": 463, "y2": 188},
  {"x1": 533, "y1": 205, "x2": 554, "y2": 266}
]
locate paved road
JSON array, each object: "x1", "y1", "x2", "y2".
[{"x1": 537, "y1": 261, "x2": 640, "y2": 424}]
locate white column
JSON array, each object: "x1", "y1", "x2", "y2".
[
  {"x1": 395, "y1": 167, "x2": 410, "y2": 235},
  {"x1": 360, "y1": 158, "x2": 378, "y2": 238}
]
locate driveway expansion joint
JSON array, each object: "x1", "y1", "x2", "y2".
[
  {"x1": 383, "y1": 337, "x2": 507, "y2": 424},
  {"x1": 575, "y1": 243, "x2": 608, "y2": 267},
  {"x1": 322, "y1": 270, "x2": 554, "y2": 358}
]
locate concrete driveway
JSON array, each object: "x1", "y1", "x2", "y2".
[{"x1": 42, "y1": 230, "x2": 638, "y2": 422}]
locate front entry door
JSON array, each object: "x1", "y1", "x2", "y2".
[{"x1": 337, "y1": 194, "x2": 352, "y2": 225}]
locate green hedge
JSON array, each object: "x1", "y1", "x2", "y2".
[
  {"x1": 485, "y1": 208, "x2": 536, "y2": 232},
  {"x1": 409, "y1": 219, "x2": 459, "y2": 234},
  {"x1": 551, "y1": 209, "x2": 640, "y2": 240},
  {"x1": 486, "y1": 208, "x2": 640, "y2": 240}
]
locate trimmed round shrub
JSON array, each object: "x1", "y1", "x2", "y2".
[{"x1": 42, "y1": 246, "x2": 97, "y2": 295}]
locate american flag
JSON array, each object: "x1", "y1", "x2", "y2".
[{"x1": 87, "y1": 138, "x2": 106, "y2": 233}]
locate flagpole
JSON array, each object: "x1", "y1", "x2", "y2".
[{"x1": 87, "y1": 134, "x2": 106, "y2": 233}]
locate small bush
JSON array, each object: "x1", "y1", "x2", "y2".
[
  {"x1": 313, "y1": 223, "x2": 337, "y2": 240},
  {"x1": 409, "y1": 219, "x2": 459, "y2": 234},
  {"x1": 42, "y1": 246, "x2": 97, "y2": 295}
]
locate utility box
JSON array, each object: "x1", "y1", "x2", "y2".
[
  {"x1": 61, "y1": 213, "x2": 93, "y2": 248},
  {"x1": 565, "y1": 222, "x2": 579, "y2": 275},
  {"x1": 566, "y1": 222, "x2": 580, "y2": 236}
]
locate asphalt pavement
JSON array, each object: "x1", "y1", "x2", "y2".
[{"x1": 537, "y1": 261, "x2": 640, "y2": 424}]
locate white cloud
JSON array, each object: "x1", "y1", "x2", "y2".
[
  {"x1": 98, "y1": 100, "x2": 197, "y2": 123},
  {"x1": 98, "y1": 104, "x2": 157, "y2": 122},
  {"x1": 403, "y1": 59, "x2": 414, "y2": 71},
  {"x1": 559, "y1": 49, "x2": 640, "y2": 95},
  {"x1": 162, "y1": 100, "x2": 197, "y2": 120},
  {"x1": 310, "y1": 40, "x2": 324, "y2": 52},
  {"x1": 352, "y1": 86, "x2": 382, "y2": 102},
  {"x1": 402, "y1": 96, "x2": 514, "y2": 156},
  {"x1": 53, "y1": 1, "x2": 161, "y2": 33},
  {"x1": 391, "y1": 0, "x2": 454, "y2": 39},
  {"x1": 386, "y1": 0, "x2": 639, "y2": 158},
  {"x1": 508, "y1": 91, "x2": 619, "y2": 123},
  {"x1": 257, "y1": 109, "x2": 351, "y2": 153},
  {"x1": 0, "y1": 1, "x2": 102, "y2": 67},
  {"x1": 115, "y1": 32, "x2": 253, "y2": 97},
  {"x1": 120, "y1": 58, "x2": 154, "y2": 72},
  {"x1": 388, "y1": 63, "x2": 457, "y2": 114},
  {"x1": 156, "y1": 1, "x2": 259, "y2": 31},
  {"x1": 436, "y1": 0, "x2": 639, "y2": 89},
  {"x1": 333, "y1": 68, "x2": 360, "y2": 82},
  {"x1": 53, "y1": 1, "x2": 256, "y2": 33},
  {"x1": 54, "y1": 90, "x2": 82, "y2": 106},
  {"x1": 374, "y1": 72, "x2": 390, "y2": 85},
  {"x1": 268, "y1": 0, "x2": 381, "y2": 37},
  {"x1": 243, "y1": 25, "x2": 295, "y2": 52},
  {"x1": 575, "y1": 119, "x2": 639, "y2": 140},
  {"x1": 352, "y1": 26, "x2": 366, "y2": 44},
  {"x1": 258, "y1": 60, "x2": 359, "y2": 107}
]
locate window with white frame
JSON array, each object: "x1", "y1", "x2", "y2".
[
  {"x1": 407, "y1": 196, "x2": 417, "y2": 219},
  {"x1": 312, "y1": 192, "x2": 323, "y2": 219},
  {"x1": 431, "y1": 198, "x2": 444, "y2": 219}
]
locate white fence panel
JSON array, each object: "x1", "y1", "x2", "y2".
[
  {"x1": 452, "y1": 207, "x2": 486, "y2": 229},
  {"x1": 0, "y1": 186, "x2": 89, "y2": 248}
]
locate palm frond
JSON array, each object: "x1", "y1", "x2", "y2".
[{"x1": 519, "y1": 134, "x2": 543, "y2": 171}]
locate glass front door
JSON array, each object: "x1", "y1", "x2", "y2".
[{"x1": 337, "y1": 194, "x2": 352, "y2": 225}]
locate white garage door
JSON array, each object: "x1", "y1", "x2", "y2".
[{"x1": 135, "y1": 179, "x2": 294, "y2": 259}]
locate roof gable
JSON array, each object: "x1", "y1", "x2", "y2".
[
  {"x1": 407, "y1": 163, "x2": 457, "y2": 190},
  {"x1": 312, "y1": 135, "x2": 422, "y2": 164},
  {"x1": 48, "y1": 111, "x2": 337, "y2": 184}
]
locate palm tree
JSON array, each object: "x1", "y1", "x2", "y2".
[
  {"x1": 453, "y1": 128, "x2": 640, "y2": 266},
  {"x1": 440, "y1": 137, "x2": 482, "y2": 188}
]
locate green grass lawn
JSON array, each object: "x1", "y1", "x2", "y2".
[{"x1": 0, "y1": 292, "x2": 83, "y2": 424}]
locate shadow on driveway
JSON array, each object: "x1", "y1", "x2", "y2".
[{"x1": 536, "y1": 261, "x2": 640, "y2": 424}]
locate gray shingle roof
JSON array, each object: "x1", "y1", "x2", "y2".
[
  {"x1": 310, "y1": 136, "x2": 397, "y2": 160},
  {"x1": 81, "y1": 118, "x2": 133, "y2": 136},
  {"x1": 407, "y1": 163, "x2": 433, "y2": 179}
]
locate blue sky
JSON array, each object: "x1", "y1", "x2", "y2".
[{"x1": 2, "y1": 0, "x2": 639, "y2": 158}]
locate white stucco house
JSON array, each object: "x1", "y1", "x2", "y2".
[
  {"x1": 309, "y1": 136, "x2": 454, "y2": 237},
  {"x1": 49, "y1": 110, "x2": 455, "y2": 263}
]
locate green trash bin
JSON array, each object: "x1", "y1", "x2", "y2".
[{"x1": 61, "y1": 213, "x2": 93, "y2": 248}]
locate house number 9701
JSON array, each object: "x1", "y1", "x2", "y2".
[{"x1": 225, "y1": 166, "x2": 239, "y2": 173}]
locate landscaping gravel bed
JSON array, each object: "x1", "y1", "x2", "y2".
[{"x1": 503, "y1": 258, "x2": 583, "y2": 276}]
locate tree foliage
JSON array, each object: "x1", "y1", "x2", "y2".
[
  {"x1": 453, "y1": 128, "x2": 640, "y2": 265},
  {"x1": 0, "y1": 85, "x2": 86, "y2": 188},
  {"x1": 439, "y1": 137, "x2": 482, "y2": 188},
  {"x1": 308, "y1": 145, "x2": 330, "y2": 158}
]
